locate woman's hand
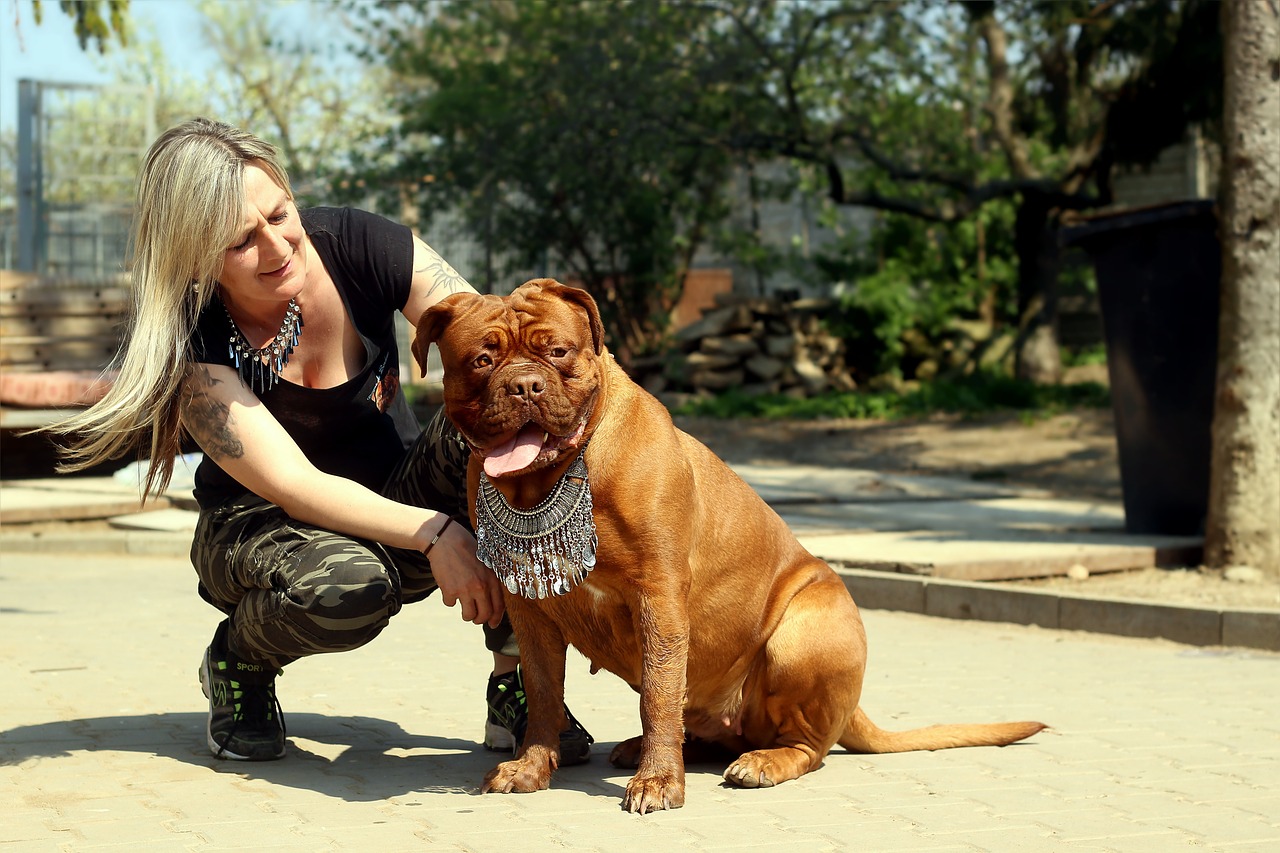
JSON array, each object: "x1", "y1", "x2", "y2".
[
  {"x1": 182, "y1": 362, "x2": 505, "y2": 630},
  {"x1": 422, "y1": 519, "x2": 505, "y2": 628}
]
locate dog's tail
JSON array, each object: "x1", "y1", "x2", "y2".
[{"x1": 838, "y1": 708, "x2": 1046, "y2": 754}]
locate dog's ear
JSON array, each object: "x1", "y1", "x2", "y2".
[
  {"x1": 542, "y1": 281, "x2": 605, "y2": 355},
  {"x1": 412, "y1": 299, "x2": 458, "y2": 378}
]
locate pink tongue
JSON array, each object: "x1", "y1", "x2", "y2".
[{"x1": 483, "y1": 424, "x2": 545, "y2": 478}]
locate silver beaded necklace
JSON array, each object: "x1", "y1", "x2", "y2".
[
  {"x1": 474, "y1": 446, "x2": 598, "y2": 599},
  {"x1": 222, "y1": 297, "x2": 303, "y2": 393}
]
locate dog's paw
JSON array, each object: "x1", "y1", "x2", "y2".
[
  {"x1": 724, "y1": 757, "x2": 777, "y2": 788},
  {"x1": 724, "y1": 747, "x2": 811, "y2": 788},
  {"x1": 608, "y1": 736, "x2": 644, "y2": 769},
  {"x1": 622, "y1": 771, "x2": 685, "y2": 813},
  {"x1": 481, "y1": 759, "x2": 552, "y2": 794}
]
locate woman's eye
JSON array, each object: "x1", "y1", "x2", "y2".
[{"x1": 231, "y1": 235, "x2": 251, "y2": 252}]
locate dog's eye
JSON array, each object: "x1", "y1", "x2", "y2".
[
  {"x1": 549, "y1": 346, "x2": 570, "y2": 359},
  {"x1": 473, "y1": 354, "x2": 492, "y2": 369}
]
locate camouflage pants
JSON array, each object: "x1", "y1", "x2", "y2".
[{"x1": 190, "y1": 408, "x2": 516, "y2": 670}]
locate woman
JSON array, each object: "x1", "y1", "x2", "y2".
[{"x1": 48, "y1": 118, "x2": 591, "y2": 763}]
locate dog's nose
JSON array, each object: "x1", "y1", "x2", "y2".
[{"x1": 507, "y1": 372, "x2": 545, "y2": 400}]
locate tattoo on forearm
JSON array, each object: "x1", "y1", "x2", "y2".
[
  {"x1": 415, "y1": 240, "x2": 469, "y2": 300},
  {"x1": 182, "y1": 366, "x2": 245, "y2": 461}
]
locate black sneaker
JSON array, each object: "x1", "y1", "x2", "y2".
[
  {"x1": 484, "y1": 666, "x2": 593, "y2": 765},
  {"x1": 198, "y1": 621, "x2": 286, "y2": 761}
]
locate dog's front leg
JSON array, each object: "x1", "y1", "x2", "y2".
[
  {"x1": 481, "y1": 601, "x2": 568, "y2": 795},
  {"x1": 622, "y1": 590, "x2": 690, "y2": 813}
]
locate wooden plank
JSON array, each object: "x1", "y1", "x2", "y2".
[
  {"x1": 0, "y1": 302, "x2": 128, "y2": 318},
  {"x1": 0, "y1": 317, "x2": 126, "y2": 338},
  {"x1": 1, "y1": 334, "x2": 124, "y2": 347},
  {"x1": 0, "y1": 271, "x2": 130, "y2": 291},
  {"x1": 0, "y1": 271, "x2": 41, "y2": 291},
  {"x1": 0, "y1": 285, "x2": 130, "y2": 298},
  {"x1": 1, "y1": 340, "x2": 121, "y2": 371}
]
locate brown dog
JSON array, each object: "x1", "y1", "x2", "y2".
[{"x1": 414, "y1": 279, "x2": 1045, "y2": 813}]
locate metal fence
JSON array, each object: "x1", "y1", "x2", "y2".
[{"x1": 14, "y1": 79, "x2": 155, "y2": 279}]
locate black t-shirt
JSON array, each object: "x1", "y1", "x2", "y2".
[{"x1": 189, "y1": 207, "x2": 420, "y2": 509}]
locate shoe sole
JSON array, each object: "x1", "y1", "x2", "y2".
[
  {"x1": 483, "y1": 721, "x2": 591, "y2": 765},
  {"x1": 483, "y1": 721, "x2": 517, "y2": 752},
  {"x1": 199, "y1": 651, "x2": 285, "y2": 761}
]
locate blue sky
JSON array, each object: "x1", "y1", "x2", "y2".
[
  {"x1": 1, "y1": 0, "x2": 212, "y2": 131},
  {"x1": 1, "y1": 0, "x2": 231, "y2": 132}
]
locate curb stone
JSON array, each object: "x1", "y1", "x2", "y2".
[{"x1": 837, "y1": 566, "x2": 1280, "y2": 652}]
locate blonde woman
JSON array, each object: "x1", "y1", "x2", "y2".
[{"x1": 48, "y1": 118, "x2": 592, "y2": 764}]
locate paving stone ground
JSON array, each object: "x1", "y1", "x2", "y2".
[{"x1": 2, "y1": 550, "x2": 1278, "y2": 852}]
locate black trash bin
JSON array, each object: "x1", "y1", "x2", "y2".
[{"x1": 1062, "y1": 200, "x2": 1219, "y2": 536}]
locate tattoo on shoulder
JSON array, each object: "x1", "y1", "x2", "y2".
[
  {"x1": 182, "y1": 366, "x2": 245, "y2": 462},
  {"x1": 415, "y1": 239, "x2": 469, "y2": 300}
]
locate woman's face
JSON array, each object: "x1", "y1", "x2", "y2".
[{"x1": 216, "y1": 162, "x2": 308, "y2": 312}]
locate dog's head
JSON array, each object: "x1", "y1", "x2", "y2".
[{"x1": 413, "y1": 278, "x2": 606, "y2": 479}]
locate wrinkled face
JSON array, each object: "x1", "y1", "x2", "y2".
[
  {"x1": 416, "y1": 280, "x2": 605, "y2": 479},
  {"x1": 216, "y1": 162, "x2": 308, "y2": 311}
]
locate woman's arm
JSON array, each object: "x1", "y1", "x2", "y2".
[
  {"x1": 401, "y1": 235, "x2": 478, "y2": 325},
  {"x1": 180, "y1": 362, "x2": 504, "y2": 627}
]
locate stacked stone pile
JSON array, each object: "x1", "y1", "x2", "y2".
[{"x1": 630, "y1": 295, "x2": 856, "y2": 404}]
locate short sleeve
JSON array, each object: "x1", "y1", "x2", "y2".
[{"x1": 302, "y1": 207, "x2": 414, "y2": 317}]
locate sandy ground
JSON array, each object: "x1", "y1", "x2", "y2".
[{"x1": 677, "y1": 407, "x2": 1280, "y2": 612}]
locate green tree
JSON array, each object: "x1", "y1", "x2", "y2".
[
  {"x1": 352, "y1": 0, "x2": 736, "y2": 364},
  {"x1": 29, "y1": 0, "x2": 129, "y2": 52},
  {"x1": 86, "y1": 0, "x2": 393, "y2": 205},
  {"x1": 686, "y1": 0, "x2": 1221, "y2": 382},
  {"x1": 188, "y1": 0, "x2": 394, "y2": 200}
]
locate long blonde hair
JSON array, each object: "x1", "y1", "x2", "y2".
[{"x1": 46, "y1": 118, "x2": 293, "y2": 498}]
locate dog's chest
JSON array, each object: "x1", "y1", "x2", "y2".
[{"x1": 542, "y1": 575, "x2": 643, "y2": 686}]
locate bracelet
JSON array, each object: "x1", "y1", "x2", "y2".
[{"x1": 423, "y1": 516, "x2": 454, "y2": 558}]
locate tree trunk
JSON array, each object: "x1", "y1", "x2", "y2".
[
  {"x1": 1205, "y1": 0, "x2": 1280, "y2": 575},
  {"x1": 1013, "y1": 198, "x2": 1063, "y2": 384}
]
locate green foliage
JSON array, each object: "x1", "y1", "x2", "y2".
[
  {"x1": 349, "y1": 0, "x2": 737, "y2": 363},
  {"x1": 679, "y1": 386, "x2": 905, "y2": 421},
  {"x1": 675, "y1": 372, "x2": 1110, "y2": 422},
  {"x1": 335, "y1": 0, "x2": 1218, "y2": 383},
  {"x1": 83, "y1": 1, "x2": 391, "y2": 207},
  {"x1": 691, "y1": 0, "x2": 1222, "y2": 380},
  {"x1": 1062, "y1": 343, "x2": 1108, "y2": 368},
  {"x1": 819, "y1": 199, "x2": 1020, "y2": 381},
  {"x1": 32, "y1": 0, "x2": 129, "y2": 53}
]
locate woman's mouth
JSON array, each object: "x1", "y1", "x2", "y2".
[{"x1": 263, "y1": 256, "x2": 292, "y2": 278}]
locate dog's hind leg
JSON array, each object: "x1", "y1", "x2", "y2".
[{"x1": 724, "y1": 575, "x2": 867, "y2": 788}]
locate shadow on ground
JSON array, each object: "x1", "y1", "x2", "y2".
[{"x1": 0, "y1": 712, "x2": 656, "y2": 804}]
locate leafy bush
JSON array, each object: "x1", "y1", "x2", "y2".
[
  {"x1": 1062, "y1": 343, "x2": 1108, "y2": 367},
  {"x1": 815, "y1": 202, "x2": 1021, "y2": 382},
  {"x1": 674, "y1": 371, "x2": 1109, "y2": 421}
]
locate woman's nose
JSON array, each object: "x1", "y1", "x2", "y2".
[{"x1": 261, "y1": 226, "x2": 291, "y2": 262}]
